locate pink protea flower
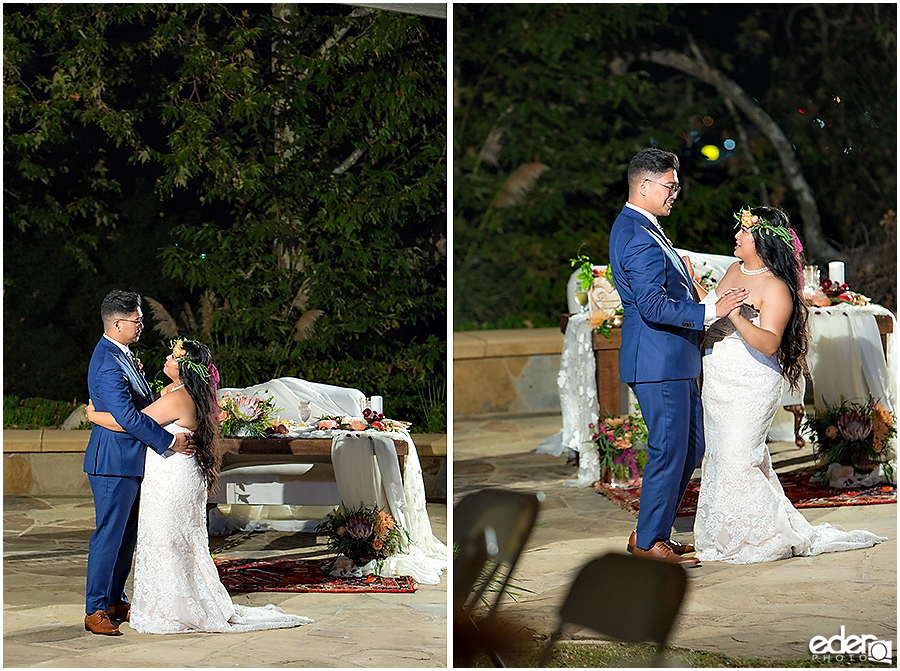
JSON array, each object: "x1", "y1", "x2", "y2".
[
  {"x1": 345, "y1": 515, "x2": 374, "y2": 540},
  {"x1": 838, "y1": 410, "x2": 873, "y2": 442}
]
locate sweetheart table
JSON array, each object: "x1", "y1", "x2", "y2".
[
  {"x1": 208, "y1": 377, "x2": 447, "y2": 585},
  {"x1": 544, "y1": 304, "x2": 895, "y2": 488}
]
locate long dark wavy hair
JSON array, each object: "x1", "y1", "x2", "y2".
[
  {"x1": 748, "y1": 206, "x2": 810, "y2": 391},
  {"x1": 177, "y1": 340, "x2": 220, "y2": 493}
]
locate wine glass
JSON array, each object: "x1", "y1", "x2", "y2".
[
  {"x1": 298, "y1": 401, "x2": 311, "y2": 424},
  {"x1": 575, "y1": 287, "x2": 589, "y2": 313}
]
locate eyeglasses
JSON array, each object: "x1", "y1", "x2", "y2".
[
  {"x1": 117, "y1": 318, "x2": 143, "y2": 326},
  {"x1": 644, "y1": 179, "x2": 682, "y2": 196}
]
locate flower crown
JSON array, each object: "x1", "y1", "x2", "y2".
[
  {"x1": 170, "y1": 339, "x2": 213, "y2": 383},
  {"x1": 733, "y1": 207, "x2": 803, "y2": 260}
]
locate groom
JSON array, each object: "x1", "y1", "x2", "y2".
[
  {"x1": 608, "y1": 149, "x2": 746, "y2": 566},
  {"x1": 83, "y1": 290, "x2": 194, "y2": 635}
]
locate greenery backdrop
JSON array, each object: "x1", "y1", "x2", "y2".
[
  {"x1": 4, "y1": 4, "x2": 446, "y2": 430},
  {"x1": 454, "y1": 4, "x2": 896, "y2": 329}
]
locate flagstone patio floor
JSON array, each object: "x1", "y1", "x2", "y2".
[
  {"x1": 454, "y1": 412, "x2": 896, "y2": 664},
  {"x1": 3, "y1": 498, "x2": 447, "y2": 668}
]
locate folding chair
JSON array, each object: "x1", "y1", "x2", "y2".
[
  {"x1": 538, "y1": 552, "x2": 688, "y2": 667},
  {"x1": 454, "y1": 488, "x2": 543, "y2": 666}
]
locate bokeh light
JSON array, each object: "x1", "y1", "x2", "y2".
[
  {"x1": 723, "y1": 139, "x2": 736, "y2": 150},
  {"x1": 702, "y1": 116, "x2": 714, "y2": 127},
  {"x1": 701, "y1": 145, "x2": 720, "y2": 161}
]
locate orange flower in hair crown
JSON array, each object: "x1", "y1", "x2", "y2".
[
  {"x1": 169, "y1": 339, "x2": 211, "y2": 382},
  {"x1": 172, "y1": 340, "x2": 187, "y2": 360}
]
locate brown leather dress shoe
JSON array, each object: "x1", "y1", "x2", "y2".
[
  {"x1": 632, "y1": 541, "x2": 700, "y2": 566},
  {"x1": 666, "y1": 539, "x2": 695, "y2": 555},
  {"x1": 627, "y1": 531, "x2": 695, "y2": 555},
  {"x1": 106, "y1": 604, "x2": 130, "y2": 622},
  {"x1": 84, "y1": 610, "x2": 122, "y2": 636}
]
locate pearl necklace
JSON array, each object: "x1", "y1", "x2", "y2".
[{"x1": 740, "y1": 263, "x2": 769, "y2": 276}]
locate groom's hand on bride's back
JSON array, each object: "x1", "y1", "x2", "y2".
[
  {"x1": 715, "y1": 287, "x2": 749, "y2": 318},
  {"x1": 170, "y1": 432, "x2": 196, "y2": 456}
]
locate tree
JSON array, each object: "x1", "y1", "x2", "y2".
[
  {"x1": 454, "y1": 4, "x2": 896, "y2": 329},
  {"x1": 4, "y1": 4, "x2": 447, "y2": 429}
]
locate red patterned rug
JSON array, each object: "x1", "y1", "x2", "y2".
[
  {"x1": 214, "y1": 556, "x2": 417, "y2": 593},
  {"x1": 594, "y1": 469, "x2": 896, "y2": 518}
]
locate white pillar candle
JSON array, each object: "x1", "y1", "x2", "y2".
[
  {"x1": 370, "y1": 395, "x2": 383, "y2": 414},
  {"x1": 828, "y1": 261, "x2": 845, "y2": 285}
]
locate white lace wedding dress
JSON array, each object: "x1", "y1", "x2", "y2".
[
  {"x1": 130, "y1": 423, "x2": 313, "y2": 633},
  {"x1": 693, "y1": 291, "x2": 886, "y2": 564}
]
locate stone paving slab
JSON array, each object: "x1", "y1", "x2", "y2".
[
  {"x1": 3, "y1": 496, "x2": 447, "y2": 668},
  {"x1": 454, "y1": 413, "x2": 897, "y2": 663}
]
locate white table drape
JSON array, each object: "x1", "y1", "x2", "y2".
[
  {"x1": 807, "y1": 304, "x2": 895, "y2": 414},
  {"x1": 218, "y1": 377, "x2": 366, "y2": 423},
  {"x1": 331, "y1": 433, "x2": 447, "y2": 585},
  {"x1": 536, "y1": 311, "x2": 602, "y2": 488},
  {"x1": 212, "y1": 378, "x2": 446, "y2": 584}
]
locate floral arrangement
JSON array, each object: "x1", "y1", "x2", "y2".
[
  {"x1": 316, "y1": 408, "x2": 409, "y2": 433},
  {"x1": 570, "y1": 251, "x2": 618, "y2": 338},
  {"x1": 804, "y1": 396, "x2": 895, "y2": 481},
  {"x1": 218, "y1": 391, "x2": 287, "y2": 438},
  {"x1": 316, "y1": 503, "x2": 406, "y2": 569},
  {"x1": 590, "y1": 412, "x2": 649, "y2": 485},
  {"x1": 570, "y1": 252, "x2": 601, "y2": 291}
]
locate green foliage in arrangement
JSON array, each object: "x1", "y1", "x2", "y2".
[{"x1": 4, "y1": 5, "x2": 446, "y2": 429}]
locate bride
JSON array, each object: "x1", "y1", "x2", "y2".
[
  {"x1": 87, "y1": 339, "x2": 312, "y2": 633},
  {"x1": 690, "y1": 206, "x2": 886, "y2": 564}
]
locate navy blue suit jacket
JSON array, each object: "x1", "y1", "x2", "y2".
[
  {"x1": 609, "y1": 206, "x2": 705, "y2": 384},
  {"x1": 83, "y1": 337, "x2": 172, "y2": 477}
]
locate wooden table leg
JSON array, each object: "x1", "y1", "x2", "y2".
[{"x1": 784, "y1": 404, "x2": 805, "y2": 447}]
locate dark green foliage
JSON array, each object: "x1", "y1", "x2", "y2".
[
  {"x1": 454, "y1": 4, "x2": 896, "y2": 328},
  {"x1": 3, "y1": 395, "x2": 80, "y2": 429},
  {"x1": 4, "y1": 4, "x2": 446, "y2": 428}
]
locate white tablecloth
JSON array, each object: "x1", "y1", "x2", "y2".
[{"x1": 542, "y1": 304, "x2": 896, "y2": 487}]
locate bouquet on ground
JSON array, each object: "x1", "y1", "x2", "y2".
[
  {"x1": 218, "y1": 391, "x2": 289, "y2": 438},
  {"x1": 316, "y1": 408, "x2": 410, "y2": 433},
  {"x1": 590, "y1": 412, "x2": 649, "y2": 485},
  {"x1": 805, "y1": 396, "x2": 895, "y2": 482},
  {"x1": 316, "y1": 503, "x2": 407, "y2": 570}
]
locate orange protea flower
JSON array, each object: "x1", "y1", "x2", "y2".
[
  {"x1": 825, "y1": 425, "x2": 839, "y2": 439},
  {"x1": 604, "y1": 417, "x2": 625, "y2": 430},
  {"x1": 219, "y1": 409, "x2": 230, "y2": 422},
  {"x1": 379, "y1": 510, "x2": 395, "y2": 530},
  {"x1": 614, "y1": 437, "x2": 631, "y2": 451},
  {"x1": 587, "y1": 310, "x2": 609, "y2": 329},
  {"x1": 872, "y1": 404, "x2": 893, "y2": 442}
]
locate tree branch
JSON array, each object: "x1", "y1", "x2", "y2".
[{"x1": 638, "y1": 47, "x2": 844, "y2": 262}]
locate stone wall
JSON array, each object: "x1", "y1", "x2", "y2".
[
  {"x1": 453, "y1": 328, "x2": 563, "y2": 417},
  {"x1": 3, "y1": 430, "x2": 447, "y2": 502}
]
